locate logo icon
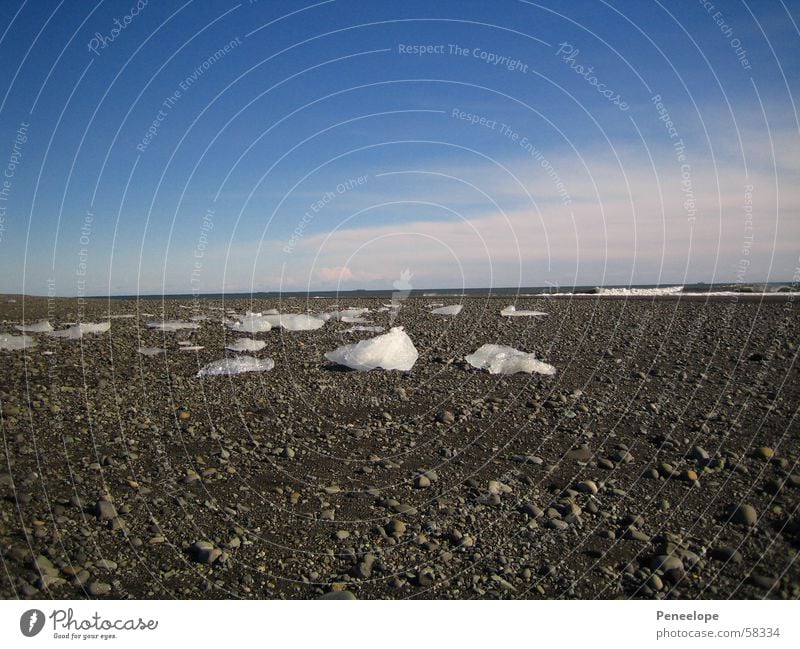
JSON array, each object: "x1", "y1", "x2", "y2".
[{"x1": 20, "y1": 609, "x2": 45, "y2": 637}]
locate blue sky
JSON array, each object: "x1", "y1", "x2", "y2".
[{"x1": 0, "y1": 0, "x2": 798, "y2": 295}]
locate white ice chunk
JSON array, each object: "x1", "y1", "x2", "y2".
[
  {"x1": 225, "y1": 338, "x2": 267, "y2": 352},
  {"x1": 15, "y1": 320, "x2": 54, "y2": 332},
  {"x1": 108, "y1": 314, "x2": 137, "y2": 319},
  {"x1": 0, "y1": 333, "x2": 35, "y2": 350},
  {"x1": 430, "y1": 305, "x2": 463, "y2": 315},
  {"x1": 340, "y1": 316, "x2": 370, "y2": 323},
  {"x1": 147, "y1": 320, "x2": 201, "y2": 332},
  {"x1": 49, "y1": 322, "x2": 111, "y2": 339},
  {"x1": 325, "y1": 326, "x2": 418, "y2": 371},
  {"x1": 278, "y1": 314, "x2": 325, "y2": 331},
  {"x1": 196, "y1": 355, "x2": 275, "y2": 377},
  {"x1": 226, "y1": 313, "x2": 275, "y2": 333},
  {"x1": 465, "y1": 344, "x2": 556, "y2": 376},
  {"x1": 342, "y1": 326, "x2": 384, "y2": 334},
  {"x1": 426, "y1": 303, "x2": 444, "y2": 308},
  {"x1": 137, "y1": 346, "x2": 165, "y2": 356},
  {"x1": 323, "y1": 308, "x2": 369, "y2": 321},
  {"x1": 179, "y1": 345, "x2": 204, "y2": 352},
  {"x1": 500, "y1": 306, "x2": 548, "y2": 317}
]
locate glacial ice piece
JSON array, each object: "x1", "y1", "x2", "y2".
[
  {"x1": 342, "y1": 326, "x2": 384, "y2": 334},
  {"x1": 325, "y1": 326, "x2": 418, "y2": 371},
  {"x1": 226, "y1": 313, "x2": 275, "y2": 333},
  {"x1": 0, "y1": 333, "x2": 35, "y2": 350},
  {"x1": 466, "y1": 344, "x2": 556, "y2": 376},
  {"x1": 15, "y1": 320, "x2": 54, "y2": 333},
  {"x1": 179, "y1": 345, "x2": 204, "y2": 352},
  {"x1": 228, "y1": 312, "x2": 324, "y2": 332},
  {"x1": 49, "y1": 322, "x2": 111, "y2": 339},
  {"x1": 321, "y1": 308, "x2": 370, "y2": 321},
  {"x1": 137, "y1": 346, "x2": 165, "y2": 356},
  {"x1": 196, "y1": 355, "x2": 275, "y2": 377},
  {"x1": 225, "y1": 338, "x2": 267, "y2": 352},
  {"x1": 147, "y1": 320, "x2": 201, "y2": 332},
  {"x1": 430, "y1": 305, "x2": 463, "y2": 315},
  {"x1": 500, "y1": 306, "x2": 548, "y2": 317},
  {"x1": 278, "y1": 314, "x2": 325, "y2": 331}
]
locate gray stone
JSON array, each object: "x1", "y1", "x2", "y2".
[{"x1": 731, "y1": 504, "x2": 757, "y2": 526}]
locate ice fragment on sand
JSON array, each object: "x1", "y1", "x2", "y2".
[
  {"x1": 500, "y1": 306, "x2": 548, "y2": 317},
  {"x1": 430, "y1": 305, "x2": 463, "y2": 315},
  {"x1": 15, "y1": 320, "x2": 54, "y2": 332},
  {"x1": 196, "y1": 355, "x2": 275, "y2": 377},
  {"x1": 179, "y1": 345, "x2": 204, "y2": 352},
  {"x1": 0, "y1": 333, "x2": 35, "y2": 350},
  {"x1": 278, "y1": 314, "x2": 325, "y2": 331},
  {"x1": 49, "y1": 322, "x2": 111, "y2": 339},
  {"x1": 465, "y1": 344, "x2": 556, "y2": 375},
  {"x1": 342, "y1": 326, "x2": 384, "y2": 334},
  {"x1": 325, "y1": 326, "x2": 418, "y2": 371},
  {"x1": 147, "y1": 320, "x2": 201, "y2": 332},
  {"x1": 137, "y1": 347, "x2": 165, "y2": 356},
  {"x1": 225, "y1": 338, "x2": 266, "y2": 352},
  {"x1": 226, "y1": 313, "x2": 274, "y2": 333}
]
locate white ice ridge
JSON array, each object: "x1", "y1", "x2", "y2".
[
  {"x1": 225, "y1": 338, "x2": 266, "y2": 352},
  {"x1": 15, "y1": 320, "x2": 54, "y2": 332},
  {"x1": 319, "y1": 308, "x2": 369, "y2": 322},
  {"x1": 342, "y1": 325, "x2": 384, "y2": 334},
  {"x1": 226, "y1": 313, "x2": 274, "y2": 333},
  {"x1": 466, "y1": 344, "x2": 556, "y2": 376},
  {"x1": 147, "y1": 320, "x2": 201, "y2": 332},
  {"x1": 49, "y1": 322, "x2": 111, "y2": 339},
  {"x1": 137, "y1": 347, "x2": 165, "y2": 356},
  {"x1": 196, "y1": 355, "x2": 275, "y2": 377},
  {"x1": 325, "y1": 326, "x2": 418, "y2": 371},
  {"x1": 0, "y1": 333, "x2": 35, "y2": 350},
  {"x1": 430, "y1": 305, "x2": 463, "y2": 315},
  {"x1": 227, "y1": 311, "x2": 325, "y2": 332},
  {"x1": 500, "y1": 306, "x2": 548, "y2": 317}
]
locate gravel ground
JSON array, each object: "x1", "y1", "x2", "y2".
[{"x1": 1, "y1": 295, "x2": 798, "y2": 600}]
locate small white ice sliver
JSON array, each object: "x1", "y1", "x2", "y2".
[
  {"x1": 500, "y1": 306, "x2": 548, "y2": 317},
  {"x1": 196, "y1": 355, "x2": 275, "y2": 377}
]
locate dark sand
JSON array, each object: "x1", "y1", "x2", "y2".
[{"x1": 1, "y1": 295, "x2": 798, "y2": 599}]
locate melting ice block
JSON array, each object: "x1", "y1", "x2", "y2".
[
  {"x1": 196, "y1": 355, "x2": 275, "y2": 377},
  {"x1": 0, "y1": 333, "x2": 35, "y2": 350},
  {"x1": 466, "y1": 344, "x2": 556, "y2": 376},
  {"x1": 430, "y1": 305, "x2": 463, "y2": 315},
  {"x1": 147, "y1": 320, "x2": 201, "y2": 332},
  {"x1": 227, "y1": 313, "x2": 275, "y2": 333},
  {"x1": 279, "y1": 314, "x2": 325, "y2": 331},
  {"x1": 15, "y1": 320, "x2": 54, "y2": 333},
  {"x1": 225, "y1": 338, "x2": 266, "y2": 352},
  {"x1": 49, "y1": 322, "x2": 111, "y2": 339},
  {"x1": 500, "y1": 306, "x2": 548, "y2": 317},
  {"x1": 325, "y1": 326, "x2": 418, "y2": 371}
]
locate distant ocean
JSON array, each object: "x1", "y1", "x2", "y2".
[{"x1": 105, "y1": 282, "x2": 797, "y2": 300}]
